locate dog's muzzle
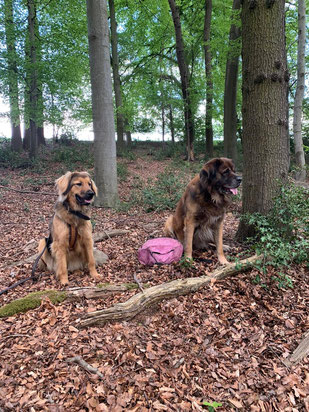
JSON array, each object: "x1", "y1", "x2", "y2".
[{"x1": 76, "y1": 190, "x2": 95, "y2": 205}]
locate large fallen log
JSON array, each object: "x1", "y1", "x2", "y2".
[{"x1": 78, "y1": 254, "x2": 262, "y2": 328}]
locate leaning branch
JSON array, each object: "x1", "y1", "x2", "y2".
[
  {"x1": 284, "y1": 331, "x2": 309, "y2": 366},
  {"x1": 78, "y1": 254, "x2": 262, "y2": 328}
]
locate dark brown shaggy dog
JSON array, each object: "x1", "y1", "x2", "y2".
[
  {"x1": 164, "y1": 158, "x2": 241, "y2": 264},
  {"x1": 37, "y1": 171, "x2": 100, "y2": 285}
]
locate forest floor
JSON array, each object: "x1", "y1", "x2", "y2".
[{"x1": 0, "y1": 143, "x2": 308, "y2": 412}]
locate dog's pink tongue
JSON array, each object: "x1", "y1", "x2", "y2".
[{"x1": 230, "y1": 188, "x2": 238, "y2": 195}]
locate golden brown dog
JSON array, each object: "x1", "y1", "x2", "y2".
[
  {"x1": 164, "y1": 158, "x2": 241, "y2": 264},
  {"x1": 37, "y1": 171, "x2": 101, "y2": 285}
]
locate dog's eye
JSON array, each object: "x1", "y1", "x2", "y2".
[
  {"x1": 223, "y1": 169, "x2": 230, "y2": 174},
  {"x1": 75, "y1": 182, "x2": 82, "y2": 186}
]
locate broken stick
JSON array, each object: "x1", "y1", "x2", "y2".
[{"x1": 78, "y1": 254, "x2": 263, "y2": 328}]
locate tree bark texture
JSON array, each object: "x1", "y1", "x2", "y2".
[
  {"x1": 27, "y1": 0, "x2": 38, "y2": 159},
  {"x1": 168, "y1": 0, "x2": 194, "y2": 161},
  {"x1": 293, "y1": 0, "x2": 306, "y2": 182},
  {"x1": 223, "y1": 0, "x2": 241, "y2": 165},
  {"x1": 86, "y1": 0, "x2": 118, "y2": 207},
  {"x1": 108, "y1": 0, "x2": 125, "y2": 151},
  {"x1": 79, "y1": 255, "x2": 262, "y2": 328},
  {"x1": 4, "y1": 0, "x2": 22, "y2": 151},
  {"x1": 204, "y1": 0, "x2": 213, "y2": 159},
  {"x1": 237, "y1": 0, "x2": 289, "y2": 240}
]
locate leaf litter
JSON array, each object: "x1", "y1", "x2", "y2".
[{"x1": 0, "y1": 156, "x2": 308, "y2": 411}]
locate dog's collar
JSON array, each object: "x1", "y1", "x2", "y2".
[{"x1": 63, "y1": 201, "x2": 91, "y2": 221}]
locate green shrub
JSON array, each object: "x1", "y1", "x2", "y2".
[
  {"x1": 245, "y1": 183, "x2": 309, "y2": 270},
  {"x1": 117, "y1": 162, "x2": 129, "y2": 182},
  {"x1": 141, "y1": 168, "x2": 186, "y2": 212},
  {"x1": 51, "y1": 143, "x2": 93, "y2": 169}
]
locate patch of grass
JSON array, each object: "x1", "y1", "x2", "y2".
[
  {"x1": 51, "y1": 142, "x2": 93, "y2": 169},
  {"x1": 0, "y1": 290, "x2": 67, "y2": 318}
]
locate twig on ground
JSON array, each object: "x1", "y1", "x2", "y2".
[
  {"x1": 66, "y1": 356, "x2": 104, "y2": 379},
  {"x1": 133, "y1": 273, "x2": 144, "y2": 292}
]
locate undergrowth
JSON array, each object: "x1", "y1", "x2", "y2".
[{"x1": 244, "y1": 183, "x2": 308, "y2": 288}]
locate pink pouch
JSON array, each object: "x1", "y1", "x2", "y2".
[{"x1": 138, "y1": 237, "x2": 183, "y2": 266}]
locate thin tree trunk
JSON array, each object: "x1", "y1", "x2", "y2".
[
  {"x1": 168, "y1": 0, "x2": 194, "y2": 161},
  {"x1": 27, "y1": 0, "x2": 38, "y2": 159},
  {"x1": 169, "y1": 104, "x2": 175, "y2": 144},
  {"x1": 236, "y1": 0, "x2": 289, "y2": 240},
  {"x1": 204, "y1": 0, "x2": 213, "y2": 159},
  {"x1": 293, "y1": 0, "x2": 306, "y2": 182},
  {"x1": 108, "y1": 0, "x2": 125, "y2": 151},
  {"x1": 223, "y1": 0, "x2": 241, "y2": 165},
  {"x1": 86, "y1": 0, "x2": 118, "y2": 207},
  {"x1": 124, "y1": 118, "x2": 132, "y2": 147},
  {"x1": 3, "y1": 0, "x2": 22, "y2": 151}
]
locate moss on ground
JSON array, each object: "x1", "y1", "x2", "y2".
[{"x1": 0, "y1": 290, "x2": 67, "y2": 318}]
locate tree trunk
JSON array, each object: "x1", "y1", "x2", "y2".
[
  {"x1": 223, "y1": 0, "x2": 241, "y2": 165},
  {"x1": 168, "y1": 0, "x2": 194, "y2": 161},
  {"x1": 108, "y1": 0, "x2": 125, "y2": 151},
  {"x1": 86, "y1": 0, "x2": 118, "y2": 207},
  {"x1": 204, "y1": 0, "x2": 213, "y2": 159},
  {"x1": 124, "y1": 118, "x2": 132, "y2": 147},
  {"x1": 27, "y1": 0, "x2": 38, "y2": 159},
  {"x1": 237, "y1": 0, "x2": 289, "y2": 240},
  {"x1": 3, "y1": 0, "x2": 22, "y2": 151},
  {"x1": 169, "y1": 104, "x2": 175, "y2": 144},
  {"x1": 293, "y1": 0, "x2": 306, "y2": 182}
]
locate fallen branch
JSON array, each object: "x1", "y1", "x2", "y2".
[
  {"x1": 0, "y1": 284, "x2": 139, "y2": 317},
  {"x1": 0, "y1": 185, "x2": 52, "y2": 196},
  {"x1": 284, "y1": 331, "x2": 309, "y2": 366},
  {"x1": 78, "y1": 254, "x2": 262, "y2": 328},
  {"x1": 66, "y1": 356, "x2": 104, "y2": 379}
]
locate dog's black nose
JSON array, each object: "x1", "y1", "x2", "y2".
[
  {"x1": 236, "y1": 176, "x2": 242, "y2": 183},
  {"x1": 85, "y1": 190, "x2": 94, "y2": 200}
]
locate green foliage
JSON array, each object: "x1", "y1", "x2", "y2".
[
  {"x1": 245, "y1": 183, "x2": 309, "y2": 272},
  {"x1": 140, "y1": 168, "x2": 186, "y2": 212},
  {"x1": 117, "y1": 162, "x2": 129, "y2": 182},
  {"x1": 51, "y1": 142, "x2": 93, "y2": 169},
  {"x1": 202, "y1": 401, "x2": 223, "y2": 412},
  {"x1": 179, "y1": 256, "x2": 195, "y2": 269}
]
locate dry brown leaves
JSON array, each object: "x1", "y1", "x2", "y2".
[{"x1": 0, "y1": 157, "x2": 308, "y2": 411}]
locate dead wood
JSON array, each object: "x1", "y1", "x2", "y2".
[
  {"x1": 0, "y1": 185, "x2": 52, "y2": 195},
  {"x1": 78, "y1": 254, "x2": 262, "y2": 328},
  {"x1": 66, "y1": 356, "x2": 104, "y2": 379},
  {"x1": 284, "y1": 331, "x2": 309, "y2": 366}
]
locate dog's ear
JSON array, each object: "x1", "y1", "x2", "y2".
[
  {"x1": 199, "y1": 168, "x2": 209, "y2": 187},
  {"x1": 91, "y1": 179, "x2": 98, "y2": 196},
  {"x1": 55, "y1": 172, "x2": 72, "y2": 199}
]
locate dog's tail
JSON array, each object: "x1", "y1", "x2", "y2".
[{"x1": 164, "y1": 215, "x2": 175, "y2": 238}]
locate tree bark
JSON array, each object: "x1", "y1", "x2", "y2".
[
  {"x1": 169, "y1": 104, "x2": 175, "y2": 144},
  {"x1": 293, "y1": 0, "x2": 306, "y2": 182},
  {"x1": 237, "y1": 0, "x2": 289, "y2": 240},
  {"x1": 204, "y1": 0, "x2": 213, "y2": 159},
  {"x1": 79, "y1": 254, "x2": 262, "y2": 328},
  {"x1": 168, "y1": 0, "x2": 195, "y2": 161},
  {"x1": 27, "y1": 0, "x2": 38, "y2": 159},
  {"x1": 223, "y1": 0, "x2": 241, "y2": 165},
  {"x1": 3, "y1": 0, "x2": 22, "y2": 151},
  {"x1": 86, "y1": 0, "x2": 119, "y2": 207},
  {"x1": 108, "y1": 0, "x2": 125, "y2": 151}
]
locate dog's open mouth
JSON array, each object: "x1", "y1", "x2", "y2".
[
  {"x1": 222, "y1": 187, "x2": 238, "y2": 195},
  {"x1": 76, "y1": 194, "x2": 93, "y2": 205}
]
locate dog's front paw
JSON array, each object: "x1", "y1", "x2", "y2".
[
  {"x1": 58, "y1": 274, "x2": 69, "y2": 286},
  {"x1": 90, "y1": 270, "x2": 101, "y2": 281},
  {"x1": 218, "y1": 256, "x2": 229, "y2": 265}
]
